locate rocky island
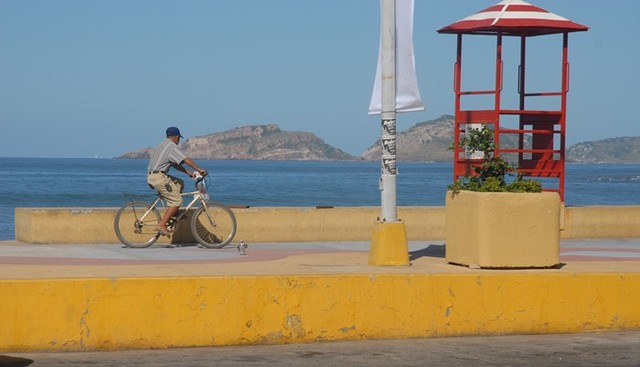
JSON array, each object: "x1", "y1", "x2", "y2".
[
  {"x1": 118, "y1": 116, "x2": 640, "y2": 164},
  {"x1": 362, "y1": 115, "x2": 454, "y2": 162},
  {"x1": 119, "y1": 124, "x2": 357, "y2": 161},
  {"x1": 567, "y1": 137, "x2": 640, "y2": 163}
]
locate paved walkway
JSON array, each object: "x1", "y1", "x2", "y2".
[
  {"x1": 1, "y1": 238, "x2": 639, "y2": 279},
  {"x1": 4, "y1": 330, "x2": 640, "y2": 367}
]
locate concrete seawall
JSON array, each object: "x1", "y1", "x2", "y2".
[
  {"x1": 4, "y1": 205, "x2": 640, "y2": 352},
  {"x1": 3, "y1": 269, "x2": 640, "y2": 351},
  {"x1": 14, "y1": 205, "x2": 640, "y2": 244}
]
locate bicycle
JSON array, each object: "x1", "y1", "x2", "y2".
[{"x1": 114, "y1": 173, "x2": 237, "y2": 249}]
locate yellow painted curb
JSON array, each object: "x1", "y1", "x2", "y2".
[
  {"x1": 369, "y1": 221, "x2": 410, "y2": 266},
  {"x1": 2, "y1": 273, "x2": 640, "y2": 351}
]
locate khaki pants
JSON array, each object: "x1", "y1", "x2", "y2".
[{"x1": 147, "y1": 173, "x2": 184, "y2": 207}]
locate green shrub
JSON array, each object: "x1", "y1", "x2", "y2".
[
  {"x1": 448, "y1": 126, "x2": 542, "y2": 193},
  {"x1": 505, "y1": 179, "x2": 543, "y2": 193}
]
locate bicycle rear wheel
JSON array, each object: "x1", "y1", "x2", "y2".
[
  {"x1": 114, "y1": 202, "x2": 161, "y2": 248},
  {"x1": 191, "y1": 202, "x2": 237, "y2": 249}
]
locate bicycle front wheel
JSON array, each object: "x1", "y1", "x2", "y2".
[
  {"x1": 191, "y1": 202, "x2": 237, "y2": 249},
  {"x1": 114, "y1": 202, "x2": 161, "y2": 248}
]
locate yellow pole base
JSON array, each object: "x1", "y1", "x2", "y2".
[{"x1": 369, "y1": 220, "x2": 410, "y2": 266}]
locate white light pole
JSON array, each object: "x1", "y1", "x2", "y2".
[
  {"x1": 380, "y1": 0, "x2": 397, "y2": 222},
  {"x1": 369, "y1": 0, "x2": 409, "y2": 267}
]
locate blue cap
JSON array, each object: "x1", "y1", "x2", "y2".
[{"x1": 166, "y1": 126, "x2": 183, "y2": 138}]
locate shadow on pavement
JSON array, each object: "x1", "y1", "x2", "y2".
[
  {"x1": 410, "y1": 244, "x2": 445, "y2": 260},
  {"x1": 0, "y1": 355, "x2": 33, "y2": 367}
]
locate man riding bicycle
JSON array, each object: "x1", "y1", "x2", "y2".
[{"x1": 147, "y1": 126, "x2": 208, "y2": 236}]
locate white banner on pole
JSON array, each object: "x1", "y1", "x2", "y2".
[{"x1": 368, "y1": 0, "x2": 424, "y2": 115}]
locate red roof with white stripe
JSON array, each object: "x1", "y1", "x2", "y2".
[{"x1": 438, "y1": 0, "x2": 588, "y2": 36}]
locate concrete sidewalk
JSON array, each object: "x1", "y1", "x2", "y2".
[
  {"x1": 1, "y1": 238, "x2": 640, "y2": 278},
  {"x1": 1, "y1": 238, "x2": 640, "y2": 352}
]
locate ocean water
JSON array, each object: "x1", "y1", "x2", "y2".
[{"x1": 1, "y1": 157, "x2": 639, "y2": 240}]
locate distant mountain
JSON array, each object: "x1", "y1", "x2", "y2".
[
  {"x1": 120, "y1": 147, "x2": 154, "y2": 159},
  {"x1": 118, "y1": 124, "x2": 357, "y2": 161},
  {"x1": 362, "y1": 116, "x2": 640, "y2": 164},
  {"x1": 567, "y1": 137, "x2": 640, "y2": 163},
  {"x1": 362, "y1": 115, "x2": 454, "y2": 162},
  {"x1": 118, "y1": 119, "x2": 640, "y2": 164}
]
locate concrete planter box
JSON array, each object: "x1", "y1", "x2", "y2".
[{"x1": 445, "y1": 191, "x2": 561, "y2": 268}]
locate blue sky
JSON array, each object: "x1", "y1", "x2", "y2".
[{"x1": 1, "y1": 1, "x2": 639, "y2": 158}]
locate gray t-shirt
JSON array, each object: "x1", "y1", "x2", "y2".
[{"x1": 147, "y1": 138, "x2": 188, "y2": 173}]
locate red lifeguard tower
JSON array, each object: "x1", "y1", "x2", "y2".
[{"x1": 438, "y1": 0, "x2": 588, "y2": 200}]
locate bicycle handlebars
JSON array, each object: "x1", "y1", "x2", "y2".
[
  {"x1": 193, "y1": 171, "x2": 206, "y2": 182},
  {"x1": 193, "y1": 172, "x2": 208, "y2": 192}
]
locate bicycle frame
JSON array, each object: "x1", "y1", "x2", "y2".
[{"x1": 166, "y1": 189, "x2": 207, "y2": 223}]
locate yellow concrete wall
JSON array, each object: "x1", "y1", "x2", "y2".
[
  {"x1": 14, "y1": 207, "x2": 445, "y2": 244},
  {"x1": 15, "y1": 208, "x2": 120, "y2": 244},
  {"x1": 562, "y1": 205, "x2": 640, "y2": 238},
  {"x1": 235, "y1": 207, "x2": 444, "y2": 242},
  {"x1": 13, "y1": 205, "x2": 640, "y2": 244},
  {"x1": 2, "y1": 272, "x2": 640, "y2": 351}
]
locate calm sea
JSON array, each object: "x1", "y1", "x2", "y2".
[{"x1": 1, "y1": 157, "x2": 639, "y2": 240}]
